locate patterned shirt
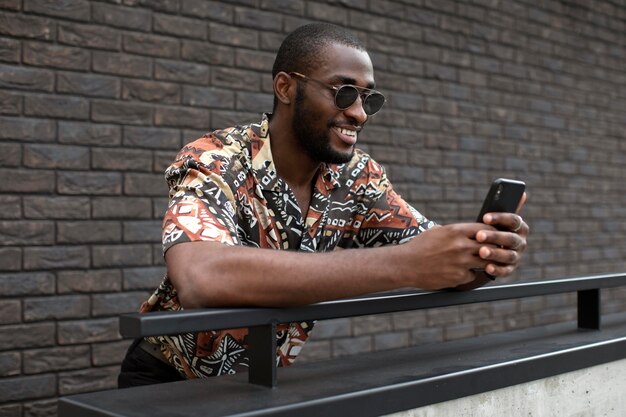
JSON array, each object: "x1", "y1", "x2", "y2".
[{"x1": 142, "y1": 114, "x2": 434, "y2": 379}]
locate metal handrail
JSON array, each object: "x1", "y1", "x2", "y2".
[{"x1": 119, "y1": 272, "x2": 626, "y2": 387}]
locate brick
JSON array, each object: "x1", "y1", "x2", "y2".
[
  {"x1": 123, "y1": 266, "x2": 165, "y2": 290},
  {"x1": 0, "y1": 300, "x2": 20, "y2": 324},
  {"x1": 181, "y1": 40, "x2": 234, "y2": 66},
  {"x1": 57, "y1": 220, "x2": 121, "y2": 243},
  {"x1": 0, "y1": 220, "x2": 54, "y2": 245},
  {"x1": 58, "y1": 269, "x2": 122, "y2": 293},
  {"x1": 92, "y1": 340, "x2": 131, "y2": 366},
  {"x1": 124, "y1": 126, "x2": 181, "y2": 149},
  {"x1": 92, "y1": 196, "x2": 153, "y2": 218},
  {"x1": 0, "y1": 115, "x2": 55, "y2": 143},
  {"x1": 23, "y1": 196, "x2": 88, "y2": 219},
  {"x1": 134, "y1": 0, "x2": 178, "y2": 12},
  {"x1": 92, "y1": 51, "x2": 152, "y2": 78},
  {"x1": 155, "y1": 59, "x2": 210, "y2": 84},
  {"x1": 154, "y1": 105, "x2": 210, "y2": 129},
  {"x1": 295, "y1": 339, "x2": 331, "y2": 363},
  {"x1": 211, "y1": 110, "x2": 258, "y2": 130},
  {"x1": 24, "y1": 94, "x2": 89, "y2": 120},
  {"x1": 59, "y1": 365, "x2": 118, "y2": 395},
  {"x1": 260, "y1": 31, "x2": 286, "y2": 51},
  {"x1": 212, "y1": 67, "x2": 260, "y2": 91},
  {"x1": 391, "y1": 310, "x2": 427, "y2": 330},
  {"x1": 352, "y1": 314, "x2": 393, "y2": 336},
  {"x1": 91, "y1": 100, "x2": 153, "y2": 125},
  {"x1": 92, "y1": 148, "x2": 152, "y2": 171},
  {"x1": 182, "y1": 85, "x2": 234, "y2": 109},
  {"x1": 0, "y1": 272, "x2": 55, "y2": 296},
  {"x1": 154, "y1": 150, "x2": 177, "y2": 171},
  {"x1": 0, "y1": 37, "x2": 20, "y2": 63},
  {"x1": 92, "y1": 291, "x2": 146, "y2": 316},
  {"x1": 374, "y1": 331, "x2": 409, "y2": 351},
  {"x1": 0, "y1": 352, "x2": 20, "y2": 376},
  {"x1": 0, "y1": 142, "x2": 20, "y2": 166},
  {"x1": 311, "y1": 318, "x2": 351, "y2": 339},
  {"x1": 236, "y1": 91, "x2": 273, "y2": 112},
  {"x1": 92, "y1": 244, "x2": 152, "y2": 267},
  {"x1": 123, "y1": 32, "x2": 179, "y2": 58},
  {"x1": 0, "y1": 168, "x2": 55, "y2": 193},
  {"x1": 0, "y1": 0, "x2": 20, "y2": 10},
  {"x1": 124, "y1": 174, "x2": 168, "y2": 197},
  {"x1": 92, "y1": 3, "x2": 151, "y2": 32},
  {"x1": 152, "y1": 243, "x2": 165, "y2": 266},
  {"x1": 235, "y1": 8, "x2": 282, "y2": 31},
  {"x1": 0, "y1": 375, "x2": 56, "y2": 402},
  {"x1": 306, "y1": 2, "x2": 347, "y2": 24},
  {"x1": 24, "y1": 144, "x2": 89, "y2": 170},
  {"x1": 0, "y1": 247, "x2": 21, "y2": 271},
  {"x1": 260, "y1": 0, "x2": 304, "y2": 15},
  {"x1": 24, "y1": 295, "x2": 90, "y2": 321},
  {"x1": 208, "y1": 22, "x2": 258, "y2": 47},
  {"x1": 123, "y1": 220, "x2": 161, "y2": 242},
  {"x1": 22, "y1": 399, "x2": 57, "y2": 417},
  {"x1": 24, "y1": 0, "x2": 89, "y2": 21},
  {"x1": 181, "y1": 0, "x2": 233, "y2": 21},
  {"x1": 57, "y1": 318, "x2": 120, "y2": 344},
  {"x1": 23, "y1": 42, "x2": 89, "y2": 70},
  {"x1": 57, "y1": 171, "x2": 122, "y2": 195},
  {"x1": 0, "y1": 322, "x2": 55, "y2": 350},
  {"x1": 122, "y1": 79, "x2": 180, "y2": 104},
  {"x1": 57, "y1": 71, "x2": 120, "y2": 98},
  {"x1": 24, "y1": 246, "x2": 89, "y2": 270},
  {"x1": 58, "y1": 22, "x2": 120, "y2": 50},
  {"x1": 154, "y1": 13, "x2": 206, "y2": 39},
  {"x1": 332, "y1": 335, "x2": 371, "y2": 357},
  {"x1": 0, "y1": 12, "x2": 54, "y2": 40},
  {"x1": 0, "y1": 404, "x2": 21, "y2": 417},
  {"x1": 59, "y1": 121, "x2": 121, "y2": 146},
  {"x1": 0, "y1": 90, "x2": 21, "y2": 115},
  {"x1": 0, "y1": 64, "x2": 54, "y2": 92}
]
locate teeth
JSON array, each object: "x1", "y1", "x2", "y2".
[{"x1": 338, "y1": 128, "x2": 356, "y2": 137}]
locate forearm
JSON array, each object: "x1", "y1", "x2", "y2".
[{"x1": 166, "y1": 241, "x2": 410, "y2": 308}]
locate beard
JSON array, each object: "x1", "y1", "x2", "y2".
[{"x1": 292, "y1": 85, "x2": 355, "y2": 165}]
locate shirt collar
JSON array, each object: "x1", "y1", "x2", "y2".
[{"x1": 251, "y1": 114, "x2": 343, "y2": 192}]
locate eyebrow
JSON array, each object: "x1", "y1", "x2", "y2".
[{"x1": 331, "y1": 75, "x2": 377, "y2": 90}]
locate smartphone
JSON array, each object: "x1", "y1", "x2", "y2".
[{"x1": 476, "y1": 178, "x2": 526, "y2": 224}]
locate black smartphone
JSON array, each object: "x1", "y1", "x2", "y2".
[{"x1": 476, "y1": 178, "x2": 526, "y2": 224}]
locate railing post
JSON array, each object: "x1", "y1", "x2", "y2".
[
  {"x1": 247, "y1": 322, "x2": 277, "y2": 387},
  {"x1": 577, "y1": 289, "x2": 601, "y2": 329}
]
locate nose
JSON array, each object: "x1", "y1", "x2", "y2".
[{"x1": 342, "y1": 95, "x2": 368, "y2": 125}]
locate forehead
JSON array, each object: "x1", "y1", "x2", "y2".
[{"x1": 310, "y1": 43, "x2": 375, "y2": 86}]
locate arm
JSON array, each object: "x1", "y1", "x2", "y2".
[{"x1": 166, "y1": 221, "x2": 510, "y2": 308}]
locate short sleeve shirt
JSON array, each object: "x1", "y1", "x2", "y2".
[{"x1": 143, "y1": 114, "x2": 434, "y2": 379}]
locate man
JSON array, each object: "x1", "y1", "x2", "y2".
[{"x1": 118, "y1": 23, "x2": 528, "y2": 387}]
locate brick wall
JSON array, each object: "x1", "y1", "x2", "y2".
[{"x1": 1, "y1": 0, "x2": 625, "y2": 415}]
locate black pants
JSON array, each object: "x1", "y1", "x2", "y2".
[{"x1": 118, "y1": 339, "x2": 185, "y2": 388}]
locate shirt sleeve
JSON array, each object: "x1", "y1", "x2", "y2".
[
  {"x1": 161, "y1": 138, "x2": 240, "y2": 254},
  {"x1": 356, "y1": 163, "x2": 435, "y2": 247}
]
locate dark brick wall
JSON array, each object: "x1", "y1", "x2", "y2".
[{"x1": 1, "y1": 0, "x2": 625, "y2": 414}]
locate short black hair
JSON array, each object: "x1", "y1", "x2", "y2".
[{"x1": 271, "y1": 23, "x2": 366, "y2": 79}]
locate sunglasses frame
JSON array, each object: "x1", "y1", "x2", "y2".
[{"x1": 289, "y1": 72, "x2": 386, "y2": 116}]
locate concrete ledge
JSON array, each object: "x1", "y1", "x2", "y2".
[{"x1": 59, "y1": 312, "x2": 626, "y2": 417}]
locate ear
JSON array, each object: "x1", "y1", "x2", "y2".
[{"x1": 273, "y1": 72, "x2": 295, "y2": 106}]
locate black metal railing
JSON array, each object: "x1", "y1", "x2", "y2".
[{"x1": 119, "y1": 273, "x2": 626, "y2": 387}]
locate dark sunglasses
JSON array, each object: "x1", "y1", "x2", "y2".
[{"x1": 290, "y1": 72, "x2": 386, "y2": 116}]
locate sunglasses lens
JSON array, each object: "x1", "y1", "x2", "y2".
[
  {"x1": 363, "y1": 93, "x2": 385, "y2": 115},
  {"x1": 334, "y1": 86, "x2": 359, "y2": 109}
]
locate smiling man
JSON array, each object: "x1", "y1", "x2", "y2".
[{"x1": 118, "y1": 23, "x2": 529, "y2": 387}]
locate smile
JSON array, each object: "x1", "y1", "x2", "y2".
[{"x1": 332, "y1": 126, "x2": 358, "y2": 146}]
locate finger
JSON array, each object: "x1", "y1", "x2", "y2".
[
  {"x1": 477, "y1": 230, "x2": 526, "y2": 250},
  {"x1": 485, "y1": 262, "x2": 516, "y2": 276},
  {"x1": 516, "y1": 192, "x2": 527, "y2": 214},
  {"x1": 479, "y1": 245, "x2": 520, "y2": 265},
  {"x1": 482, "y1": 213, "x2": 527, "y2": 235}
]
